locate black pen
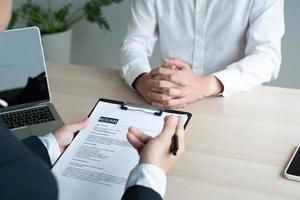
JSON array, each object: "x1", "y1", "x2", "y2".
[{"x1": 170, "y1": 134, "x2": 179, "y2": 156}]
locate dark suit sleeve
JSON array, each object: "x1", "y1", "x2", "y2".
[
  {"x1": 122, "y1": 185, "x2": 163, "y2": 200},
  {"x1": 0, "y1": 120, "x2": 58, "y2": 200},
  {"x1": 22, "y1": 136, "x2": 52, "y2": 168}
]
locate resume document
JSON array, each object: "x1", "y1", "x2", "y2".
[{"x1": 52, "y1": 100, "x2": 189, "y2": 200}]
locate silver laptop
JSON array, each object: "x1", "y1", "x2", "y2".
[{"x1": 0, "y1": 27, "x2": 64, "y2": 139}]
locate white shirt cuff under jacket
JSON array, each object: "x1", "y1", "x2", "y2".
[
  {"x1": 38, "y1": 133, "x2": 61, "y2": 165},
  {"x1": 126, "y1": 163, "x2": 167, "y2": 198}
]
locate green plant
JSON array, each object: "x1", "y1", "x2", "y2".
[{"x1": 9, "y1": 0, "x2": 123, "y2": 34}]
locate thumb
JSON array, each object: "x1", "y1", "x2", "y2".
[
  {"x1": 158, "y1": 115, "x2": 178, "y2": 141},
  {"x1": 176, "y1": 116, "x2": 185, "y2": 150},
  {"x1": 65, "y1": 118, "x2": 89, "y2": 133},
  {"x1": 163, "y1": 61, "x2": 178, "y2": 70},
  {"x1": 165, "y1": 58, "x2": 190, "y2": 70}
]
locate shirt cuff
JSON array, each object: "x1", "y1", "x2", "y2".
[
  {"x1": 38, "y1": 133, "x2": 61, "y2": 165},
  {"x1": 122, "y1": 63, "x2": 151, "y2": 90},
  {"x1": 126, "y1": 164, "x2": 167, "y2": 198},
  {"x1": 213, "y1": 67, "x2": 248, "y2": 97}
]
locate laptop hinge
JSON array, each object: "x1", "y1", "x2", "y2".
[{"x1": 0, "y1": 102, "x2": 48, "y2": 115}]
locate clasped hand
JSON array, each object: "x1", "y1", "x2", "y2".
[{"x1": 136, "y1": 58, "x2": 223, "y2": 108}]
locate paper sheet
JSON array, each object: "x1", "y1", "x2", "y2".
[{"x1": 52, "y1": 100, "x2": 188, "y2": 200}]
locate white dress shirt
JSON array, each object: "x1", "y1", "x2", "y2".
[
  {"x1": 39, "y1": 134, "x2": 166, "y2": 198},
  {"x1": 119, "y1": 0, "x2": 285, "y2": 96},
  {"x1": 39, "y1": 133, "x2": 61, "y2": 165}
]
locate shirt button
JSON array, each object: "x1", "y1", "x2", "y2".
[
  {"x1": 197, "y1": 36, "x2": 203, "y2": 43},
  {"x1": 197, "y1": 10, "x2": 202, "y2": 16}
]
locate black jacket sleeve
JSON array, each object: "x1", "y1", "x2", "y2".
[
  {"x1": 122, "y1": 185, "x2": 163, "y2": 200},
  {"x1": 22, "y1": 136, "x2": 52, "y2": 168},
  {"x1": 0, "y1": 120, "x2": 58, "y2": 200}
]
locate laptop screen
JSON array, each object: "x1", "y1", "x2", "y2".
[{"x1": 0, "y1": 27, "x2": 50, "y2": 110}]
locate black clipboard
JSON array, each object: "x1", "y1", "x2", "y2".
[
  {"x1": 91, "y1": 98, "x2": 192, "y2": 128},
  {"x1": 53, "y1": 98, "x2": 192, "y2": 167}
]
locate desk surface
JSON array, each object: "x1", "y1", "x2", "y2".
[{"x1": 48, "y1": 63, "x2": 300, "y2": 200}]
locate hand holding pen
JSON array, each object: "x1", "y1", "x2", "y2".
[{"x1": 127, "y1": 115, "x2": 185, "y2": 174}]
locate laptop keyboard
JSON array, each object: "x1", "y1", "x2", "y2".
[{"x1": 1, "y1": 106, "x2": 55, "y2": 129}]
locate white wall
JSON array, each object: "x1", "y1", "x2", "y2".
[
  {"x1": 266, "y1": 0, "x2": 300, "y2": 89},
  {"x1": 70, "y1": 0, "x2": 160, "y2": 69},
  {"x1": 70, "y1": 0, "x2": 131, "y2": 68}
]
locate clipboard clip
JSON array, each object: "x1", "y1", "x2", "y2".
[{"x1": 120, "y1": 102, "x2": 164, "y2": 116}]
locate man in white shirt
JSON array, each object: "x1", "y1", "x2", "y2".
[{"x1": 119, "y1": 0, "x2": 285, "y2": 108}]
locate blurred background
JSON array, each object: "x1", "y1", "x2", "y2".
[{"x1": 10, "y1": 0, "x2": 300, "y2": 89}]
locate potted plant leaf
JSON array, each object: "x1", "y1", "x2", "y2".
[{"x1": 9, "y1": 0, "x2": 123, "y2": 64}]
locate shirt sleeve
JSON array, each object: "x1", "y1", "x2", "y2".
[
  {"x1": 213, "y1": 0, "x2": 285, "y2": 96},
  {"x1": 125, "y1": 164, "x2": 167, "y2": 199},
  {"x1": 38, "y1": 133, "x2": 61, "y2": 165},
  {"x1": 118, "y1": 0, "x2": 158, "y2": 88}
]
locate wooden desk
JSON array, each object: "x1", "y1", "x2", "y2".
[{"x1": 48, "y1": 63, "x2": 300, "y2": 200}]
